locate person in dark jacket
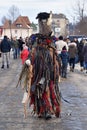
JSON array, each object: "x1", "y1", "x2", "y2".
[
  {"x1": 0, "y1": 35, "x2": 11, "y2": 68},
  {"x1": 12, "y1": 37, "x2": 19, "y2": 59},
  {"x1": 83, "y1": 42, "x2": 87, "y2": 73},
  {"x1": 18, "y1": 37, "x2": 25, "y2": 53},
  {"x1": 68, "y1": 41, "x2": 77, "y2": 72},
  {"x1": 60, "y1": 46, "x2": 68, "y2": 78},
  {"x1": 78, "y1": 39, "x2": 85, "y2": 71}
]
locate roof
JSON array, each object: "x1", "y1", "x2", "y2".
[
  {"x1": 52, "y1": 13, "x2": 68, "y2": 20},
  {"x1": 3, "y1": 16, "x2": 31, "y2": 29}
]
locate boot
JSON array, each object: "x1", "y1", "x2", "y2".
[
  {"x1": 72, "y1": 68, "x2": 74, "y2": 72},
  {"x1": 45, "y1": 113, "x2": 51, "y2": 120},
  {"x1": 1, "y1": 65, "x2": 4, "y2": 69},
  {"x1": 64, "y1": 74, "x2": 67, "y2": 78},
  {"x1": 7, "y1": 64, "x2": 9, "y2": 68},
  {"x1": 44, "y1": 111, "x2": 51, "y2": 120},
  {"x1": 80, "y1": 67, "x2": 83, "y2": 71}
]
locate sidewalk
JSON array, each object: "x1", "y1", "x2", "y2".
[{"x1": 0, "y1": 57, "x2": 87, "y2": 130}]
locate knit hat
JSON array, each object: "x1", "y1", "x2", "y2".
[
  {"x1": 23, "y1": 44, "x2": 28, "y2": 50},
  {"x1": 23, "y1": 45, "x2": 28, "y2": 50},
  {"x1": 62, "y1": 46, "x2": 66, "y2": 50}
]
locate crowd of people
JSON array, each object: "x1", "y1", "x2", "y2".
[
  {"x1": 55, "y1": 35, "x2": 87, "y2": 78},
  {"x1": 0, "y1": 34, "x2": 87, "y2": 74},
  {"x1": 0, "y1": 36, "x2": 30, "y2": 68}
]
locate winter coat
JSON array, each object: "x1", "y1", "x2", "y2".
[
  {"x1": 0, "y1": 37, "x2": 11, "y2": 53},
  {"x1": 12, "y1": 39, "x2": 19, "y2": 49},
  {"x1": 20, "y1": 49, "x2": 29, "y2": 64},
  {"x1": 83, "y1": 43, "x2": 87, "y2": 62},
  {"x1": 68, "y1": 43, "x2": 77, "y2": 58},
  {"x1": 55, "y1": 40, "x2": 68, "y2": 54},
  {"x1": 78, "y1": 41, "x2": 84, "y2": 61},
  {"x1": 60, "y1": 50, "x2": 68, "y2": 66},
  {"x1": 18, "y1": 38, "x2": 24, "y2": 51}
]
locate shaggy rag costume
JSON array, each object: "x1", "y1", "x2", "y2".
[{"x1": 17, "y1": 12, "x2": 61, "y2": 119}]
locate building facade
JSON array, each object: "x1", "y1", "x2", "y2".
[
  {"x1": 2, "y1": 16, "x2": 33, "y2": 39},
  {"x1": 51, "y1": 13, "x2": 69, "y2": 37}
]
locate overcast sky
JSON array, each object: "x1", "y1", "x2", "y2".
[{"x1": 0, "y1": 0, "x2": 87, "y2": 24}]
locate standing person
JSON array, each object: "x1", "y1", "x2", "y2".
[
  {"x1": 68, "y1": 41, "x2": 77, "y2": 72},
  {"x1": 74, "y1": 38, "x2": 79, "y2": 50},
  {"x1": 18, "y1": 37, "x2": 25, "y2": 54},
  {"x1": 55, "y1": 35, "x2": 68, "y2": 55},
  {"x1": 55, "y1": 35, "x2": 68, "y2": 81},
  {"x1": 0, "y1": 35, "x2": 11, "y2": 68},
  {"x1": 78, "y1": 39, "x2": 85, "y2": 71},
  {"x1": 60, "y1": 46, "x2": 68, "y2": 78},
  {"x1": 83, "y1": 41, "x2": 87, "y2": 73},
  {"x1": 16, "y1": 12, "x2": 61, "y2": 119},
  {"x1": 12, "y1": 37, "x2": 19, "y2": 59},
  {"x1": 20, "y1": 45, "x2": 29, "y2": 65}
]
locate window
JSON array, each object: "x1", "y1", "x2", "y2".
[{"x1": 16, "y1": 24, "x2": 22, "y2": 28}]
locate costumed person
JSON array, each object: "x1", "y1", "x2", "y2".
[{"x1": 16, "y1": 12, "x2": 61, "y2": 120}]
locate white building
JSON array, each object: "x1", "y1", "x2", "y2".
[{"x1": 2, "y1": 16, "x2": 33, "y2": 39}]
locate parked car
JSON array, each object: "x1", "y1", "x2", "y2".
[{"x1": 67, "y1": 35, "x2": 86, "y2": 42}]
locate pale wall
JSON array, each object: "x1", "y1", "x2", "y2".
[{"x1": 2, "y1": 28, "x2": 33, "y2": 39}]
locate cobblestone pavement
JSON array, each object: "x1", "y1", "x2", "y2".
[{"x1": 0, "y1": 55, "x2": 87, "y2": 130}]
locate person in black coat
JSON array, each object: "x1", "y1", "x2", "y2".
[
  {"x1": 0, "y1": 35, "x2": 11, "y2": 68},
  {"x1": 83, "y1": 42, "x2": 87, "y2": 73},
  {"x1": 18, "y1": 37, "x2": 25, "y2": 55},
  {"x1": 78, "y1": 39, "x2": 85, "y2": 71}
]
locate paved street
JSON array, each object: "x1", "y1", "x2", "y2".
[{"x1": 0, "y1": 54, "x2": 87, "y2": 130}]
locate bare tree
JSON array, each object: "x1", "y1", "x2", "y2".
[
  {"x1": 71, "y1": 0, "x2": 87, "y2": 22},
  {"x1": 76, "y1": 16, "x2": 87, "y2": 35},
  {"x1": 71, "y1": 0, "x2": 87, "y2": 35},
  {"x1": 77, "y1": 0, "x2": 86, "y2": 21},
  {"x1": 1, "y1": 16, "x2": 7, "y2": 24},
  {"x1": 8, "y1": 5, "x2": 21, "y2": 23}
]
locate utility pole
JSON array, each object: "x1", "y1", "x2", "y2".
[
  {"x1": 9, "y1": 20, "x2": 12, "y2": 40},
  {"x1": 73, "y1": 17, "x2": 75, "y2": 35}
]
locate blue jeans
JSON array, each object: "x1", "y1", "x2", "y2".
[
  {"x1": 84, "y1": 61, "x2": 87, "y2": 70},
  {"x1": 13, "y1": 48, "x2": 18, "y2": 59},
  {"x1": 61, "y1": 64, "x2": 67, "y2": 77}
]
